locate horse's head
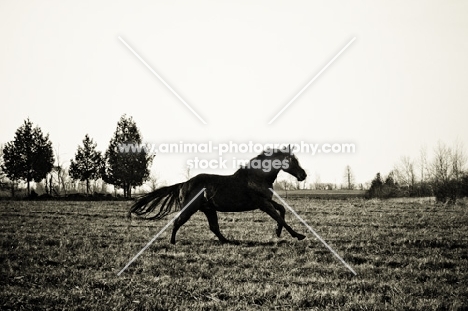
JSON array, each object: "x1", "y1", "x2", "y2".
[
  {"x1": 282, "y1": 152, "x2": 307, "y2": 181},
  {"x1": 243, "y1": 146, "x2": 307, "y2": 183}
]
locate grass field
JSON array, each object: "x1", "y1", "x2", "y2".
[{"x1": 1, "y1": 198, "x2": 467, "y2": 310}]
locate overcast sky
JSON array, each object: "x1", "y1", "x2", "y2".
[{"x1": 1, "y1": 0, "x2": 467, "y2": 186}]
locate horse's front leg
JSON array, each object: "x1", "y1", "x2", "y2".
[
  {"x1": 271, "y1": 201, "x2": 285, "y2": 237},
  {"x1": 258, "y1": 199, "x2": 305, "y2": 241}
]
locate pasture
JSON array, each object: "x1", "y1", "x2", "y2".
[{"x1": 1, "y1": 198, "x2": 467, "y2": 310}]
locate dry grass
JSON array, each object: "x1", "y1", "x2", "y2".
[{"x1": 1, "y1": 198, "x2": 467, "y2": 310}]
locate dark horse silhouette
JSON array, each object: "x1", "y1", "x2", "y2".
[{"x1": 128, "y1": 148, "x2": 307, "y2": 244}]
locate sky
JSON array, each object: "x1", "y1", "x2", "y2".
[{"x1": 1, "y1": 0, "x2": 468, "y2": 186}]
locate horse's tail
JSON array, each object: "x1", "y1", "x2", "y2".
[{"x1": 127, "y1": 183, "x2": 184, "y2": 220}]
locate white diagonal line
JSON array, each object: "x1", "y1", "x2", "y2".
[
  {"x1": 269, "y1": 188, "x2": 357, "y2": 275},
  {"x1": 118, "y1": 36, "x2": 207, "y2": 125},
  {"x1": 117, "y1": 188, "x2": 206, "y2": 276},
  {"x1": 268, "y1": 37, "x2": 356, "y2": 124}
]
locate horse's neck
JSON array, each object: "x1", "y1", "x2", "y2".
[
  {"x1": 246, "y1": 167, "x2": 280, "y2": 186},
  {"x1": 266, "y1": 169, "x2": 280, "y2": 185}
]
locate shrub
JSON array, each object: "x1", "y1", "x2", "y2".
[{"x1": 433, "y1": 176, "x2": 468, "y2": 204}]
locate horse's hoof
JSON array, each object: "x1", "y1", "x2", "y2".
[
  {"x1": 296, "y1": 234, "x2": 306, "y2": 241},
  {"x1": 276, "y1": 229, "x2": 282, "y2": 237}
]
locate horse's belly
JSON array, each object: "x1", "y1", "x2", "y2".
[
  {"x1": 214, "y1": 204, "x2": 257, "y2": 212},
  {"x1": 209, "y1": 191, "x2": 257, "y2": 212},
  {"x1": 200, "y1": 176, "x2": 271, "y2": 212}
]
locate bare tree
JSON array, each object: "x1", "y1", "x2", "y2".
[
  {"x1": 99, "y1": 180, "x2": 108, "y2": 194},
  {"x1": 275, "y1": 178, "x2": 293, "y2": 198},
  {"x1": 394, "y1": 155, "x2": 416, "y2": 189},
  {"x1": 147, "y1": 173, "x2": 161, "y2": 191},
  {"x1": 418, "y1": 145, "x2": 429, "y2": 183},
  {"x1": 343, "y1": 165, "x2": 355, "y2": 190},
  {"x1": 51, "y1": 146, "x2": 68, "y2": 195},
  {"x1": 313, "y1": 173, "x2": 321, "y2": 190},
  {"x1": 429, "y1": 140, "x2": 468, "y2": 203},
  {"x1": 431, "y1": 141, "x2": 452, "y2": 184},
  {"x1": 451, "y1": 140, "x2": 466, "y2": 181},
  {"x1": 185, "y1": 165, "x2": 192, "y2": 180},
  {"x1": 277, "y1": 179, "x2": 290, "y2": 191},
  {"x1": 288, "y1": 174, "x2": 302, "y2": 190}
]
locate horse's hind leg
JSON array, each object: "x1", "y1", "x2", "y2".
[
  {"x1": 202, "y1": 209, "x2": 229, "y2": 243},
  {"x1": 170, "y1": 204, "x2": 198, "y2": 245},
  {"x1": 259, "y1": 200, "x2": 305, "y2": 241},
  {"x1": 272, "y1": 201, "x2": 285, "y2": 237}
]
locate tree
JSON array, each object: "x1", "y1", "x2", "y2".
[
  {"x1": 69, "y1": 134, "x2": 104, "y2": 195},
  {"x1": 431, "y1": 141, "x2": 452, "y2": 184},
  {"x1": 293, "y1": 169, "x2": 308, "y2": 190},
  {"x1": 451, "y1": 140, "x2": 466, "y2": 182},
  {"x1": 343, "y1": 165, "x2": 355, "y2": 190},
  {"x1": 185, "y1": 165, "x2": 192, "y2": 180},
  {"x1": 52, "y1": 147, "x2": 69, "y2": 195},
  {"x1": 103, "y1": 115, "x2": 154, "y2": 198},
  {"x1": 147, "y1": 173, "x2": 161, "y2": 191},
  {"x1": 418, "y1": 145, "x2": 429, "y2": 183},
  {"x1": 2, "y1": 119, "x2": 54, "y2": 196},
  {"x1": 0, "y1": 143, "x2": 6, "y2": 187},
  {"x1": 430, "y1": 141, "x2": 467, "y2": 203},
  {"x1": 288, "y1": 174, "x2": 302, "y2": 190},
  {"x1": 385, "y1": 171, "x2": 396, "y2": 187},
  {"x1": 366, "y1": 172, "x2": 383, "y2": 198},
  {"x1": 394, "y1": 155, "x2": 416, "y2": 190},
  {"x1": 313, "y1": 173, "x2": 322, "y2": 190}
]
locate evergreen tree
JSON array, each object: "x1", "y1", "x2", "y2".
[
  {"x1": 366, "y1": 171, "x2": 403, "y2": 199},
  {"x1": 103, "y1": 115, "x2": 154, "y2": 198},
  {"x1": 69, "y1": 134, "x2": 104, "y2": 194},
  {"x1": 385, "y1": 171, "x2": 396, "y2": 187},
  {"x1": 366, "y1": 172, "x2": 383, "y2": 198},
  {"x1": 2, "y1": 119, "x2": 54, "y2": 196}
]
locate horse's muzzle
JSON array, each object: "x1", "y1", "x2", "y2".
[{"x1": 297, "y1": 172, "x2": 307, "y2": 181}]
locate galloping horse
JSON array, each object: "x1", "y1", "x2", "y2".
[{"x1": 128, "y1": 148, "x2": 307, "y2": 244}]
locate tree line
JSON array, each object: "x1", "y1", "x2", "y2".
[
  {"x1": 1, "y1": 116, "x2": 466, "y2": 202},
  {"x1": 367, "y1": 142, "x2": 468, "y2": 204},
  {"x1": 0, "y1": 115, "x2": 153, "y2": 198},
  {"x1": 274, "y1": 165, "x2": 361, "y2": 192}
]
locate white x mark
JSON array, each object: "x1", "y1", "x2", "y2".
[
  {"x1": 268, "y1": 37, "x2": 356, "y2": 124},
  {"x1": 119, "y1": 36, "x2": 354, "y2": 126},
  {"x1": 118, "y1": 36, "x2": 207, "y2": 125}
]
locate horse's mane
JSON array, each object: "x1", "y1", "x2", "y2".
[{"x1": 233, "y1": 148, "x2": 289, "y2": 177}]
